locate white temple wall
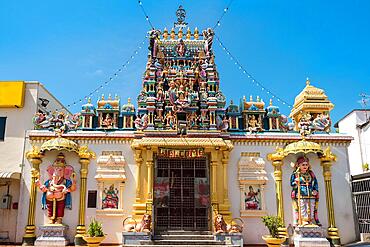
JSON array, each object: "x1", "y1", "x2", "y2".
[
  {"x1": 228, "y1": 142, "x2": 356, "y2": 245},
  {"x1": 0, "y1": 179, "x2": 20, "y2": 243},
  {"x1": 17, "y1": 137, "x2": 356, "y2": 244}
]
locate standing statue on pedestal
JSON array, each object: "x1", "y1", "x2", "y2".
[
  {"x1": 290, "y1": 156, "x2": 320, "y2": 226},
  {"x1": 36, "y1": 153, "x2": 76, "y2": 224}
]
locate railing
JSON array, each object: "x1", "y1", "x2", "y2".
[{"x1": 352, "y1": 176, "x2": 370, "y2": 233}]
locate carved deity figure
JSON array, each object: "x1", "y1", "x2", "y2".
[
  {"x1": 176, "y1": 39, "x2": 186, "y2": 57},
  {"x1": 248, "y1": 115, "x2": 261, "y2": 133},
  {"x1": 165, "y1": 111, "x2": 176, "y2": 129},
  {"x1": 311, "y1": 113, "x2": 331, "y2": 133},
  {"x1": 36, "y1": 153, "x2": 76, "y2": 224},
  {"x1": 148, "y1": 29, "x2": 160, "y2": 60},
  {"x1": 102, "y1": 184, "x2": 119, "y2": 209},
  {"x1": 203, "y1": 28, "x2": 214, "y2": 57},
  {"x1": 298, "y1": 113, "x2": 312, "y2": 136},
  {"x1": 290, "y1": 156, "x2": 320, "y2": 226},
  {"x1": 101, "y1": 113, "x2": 114, "y2": 128},
  {"x1": 134, "y1": 114, "x2": 149, "y2": 131},
  {"x1": 245, "y1": 185, "x2": 260, "y2": 210}
]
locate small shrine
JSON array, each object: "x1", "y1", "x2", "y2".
[
  {"x1": 81, "y1": 98, "x2": 96, "y2": 129},
  {"x1": 95, "y1": 151, "x2": 126, "y2": 216},
  {"x1": 97, "y1": 94, "x2": 120, "y2": 129},
  {"x1": 238, "y1": 152, "x2": 267, "y2": 217},
  {"x1": 290, "y1": 79, "x2": 334, "y2": 132}
]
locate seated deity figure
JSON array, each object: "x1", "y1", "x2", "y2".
[
  {"x1": 248, "y1": 115, "x2": 261, "y2": 133},
  {"x1": 101, "y1": 113, "x2": 114, "y2": 128},
  {"x1": 36, "y1": 153, "x2": 76, "y2": 224},
  {"x1": 102, "y1": 184, "x2": 119, "y2": 209},
  {"x1": 290, "y1": 156, "x2": 320, "y2": 226}
]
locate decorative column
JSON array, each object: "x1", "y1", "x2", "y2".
[
  {"x1": 320, "y1": 147, "x2": 340, "y2": 245},
  {"x1": 134, "y1": 149, "x2": 143, "y2": 203},
  {"x1": 97, "y1": 182, "x2": 104, "y2": 209},
  {"x1": 220, "y1": 149, "x2": 232, "y2": 222},
  {"x1": 132, "y1": 148, "x2": 146, "y2": 219},
  {"x1": 75, "y1": 146, "x2": 95, "y2": 246},
  {"x1": 146, "y1": 149, "x2": 154, "y2": 203},
  {"x1": 23, "y1": 146, "x2": 43, "y2": 246},
  {"x1": 267, "y1": 147, "x2": 287, "y2": 239},
  {"x1": 267, "y1": 147, "x2": 285, "y2": 221},
  {"x1": 222, "y1": 150, "x2": 230, "y2": 206},
  {"x1": 210, "y1": 151, "x2": 218, "y2": 204}
]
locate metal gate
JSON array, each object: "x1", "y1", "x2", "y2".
[
  {"x1": 153, "y1": 157, "x2": 210, "y2": 232},
  {"x1": 352, "y1": 176, "x2": 370, "y2": 234}
]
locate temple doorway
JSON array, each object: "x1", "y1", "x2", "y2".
[{"x1": 153, "y1": 157, "x2": 210, "y2": 232}]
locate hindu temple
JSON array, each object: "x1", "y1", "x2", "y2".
[{"x1": 16, "y1": 6, "x2": 356, "y2": 247}]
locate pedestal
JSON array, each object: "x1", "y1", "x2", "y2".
[
  {"x1": 122, "y1": 232, "x2": 150, "y2": 245},
  {"x1": 294, "y1": 226, "x2": 330, "y2": 247},
  {"x1": 35, "y1": 225, "x2": 69, "y2": 246},
  {"x1": 214, "y1": 233, "x2": 243, "y2": 247}
]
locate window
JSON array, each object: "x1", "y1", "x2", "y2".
[
  {"x1": 87, "y1": 190, "x2": 97, "y2": 208},
  {"x1": 0, "y1": 117, "x2": 6, "y2": 141}
]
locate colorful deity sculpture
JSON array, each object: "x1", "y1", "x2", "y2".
[
  {"x1": 290, "y1": 156, "x2": 320, "y2": 226},
  {"x1": 36, "y1": 153, "x2": 76, "y2": 224},
  {"x1": 102, "y1": 184, "x2": 119, "y2": 209}
]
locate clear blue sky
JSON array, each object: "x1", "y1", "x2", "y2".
[{"x1": 1, "y1": 0, "x2": 369, "y2": 124}]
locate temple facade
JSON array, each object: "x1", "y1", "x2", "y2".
[{"x1": 14, "y1": 21, "x2": 358, "y2": 246}]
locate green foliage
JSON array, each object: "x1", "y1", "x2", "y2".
[
  {"x1": 261, "y1": 215, "x2": 284, "y2": 238},
  {"x1": 363, "y1": 163, "x2": 369, "y2": 171},
  {"x1": 87, "y1": 218, "x2": 104, "y2": 237}
]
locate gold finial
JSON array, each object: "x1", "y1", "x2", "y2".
[
  {"x1": 257, "y1": 95, "x2": 260, "y2": 102},
  {"x1": 108, "y1": 94, "x2": 112, "y2": 100},
  {"x1": 128, "y1": 97, "x2": 131, "y2": 103},
  {"x1": 115, "y1": 94, "x2": 119, "y2": 100},
  {"x1": 101, "y1": 94, "x2": 105, "y2": 100},
  {"x1": 88, "y1": 97, "x2": 91, "y2": 103},
  {"x1": 250, "y1": 95, "x2": 253, "y2": 101},
  {"x1": 306, "y1": 77, "x2": 310, "y2": 85},
  {"x1": 170, "y1": 28, "x2": 175, "y2": 40},
  {"x1": 186, "y1": 27, "x2": 191, "y2": 40},
  {"x1": 178, "y1": 27, "x2": 183, "y2": 39},
  {"x1": 269, "y1": 99, "x2": 273, "y2": 106},
  {"x1": 163, "y1": 28, "x2": 168, "y2": 39},
  {"x1": 194, "y1": 27, "x2": 199, "y2": 40}
]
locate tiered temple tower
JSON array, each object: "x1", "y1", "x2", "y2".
[{"x1": 135, "y1": 26, "x2": 227, "y2": 132}]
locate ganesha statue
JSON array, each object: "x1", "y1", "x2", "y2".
[{"x1": 36, "y1": 153, "x2": 76, "y2": 224}]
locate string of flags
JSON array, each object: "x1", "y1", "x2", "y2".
[
  {"x1": 53, "y1": 36, "x2": 148, "y2": 113},
  {"x1": 215, "y1": 33, "x2": 293, "y2": 109}
]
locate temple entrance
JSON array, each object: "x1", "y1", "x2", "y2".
[{"x1": 153, "y1": 157, "x2": 210, "y2": 232}]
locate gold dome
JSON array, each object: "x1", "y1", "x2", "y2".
[
  {"x1": 41, "y1": 137, "x2": 79, "y2": 153},
  {"x1": 290, "y1": 79, "x2": 334, "y2": 129},
  {"x1": 284, "y1": 139, "x2": 323, "y2": 156}
]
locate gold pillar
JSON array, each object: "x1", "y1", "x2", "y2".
[
  {"x1": 23, "y1": 147, "x2": 43, "y2": 245},
  {"x1": 146, "y1": 149, "x2": 154, "y2": 204},
  {"x1": 267, "y1": 147, "x2": 285, "y2": 221},
  {"x1": 75, "y1": 146, "x2": 95, "y2": 246},
  {"x1": 320, "y1": 147, "x2": 340, "y2": 245},
  {"x1": 210, "y1": 152, "x2": 218, "y2": 204},
  {"x1": 134, "y1": 149, "x2": 143, "y2": 203},
  {"x1": 222, "y1": 150, "x2": 230, "y2": 206},
  {"x1": 219, "y1": 149, "x2": 232, "y2": 223},
  {"x1": 132, "y1": 147, "x2": 146, "y2": 220}
]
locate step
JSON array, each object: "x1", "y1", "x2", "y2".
[
  {"x1": 153, "y1": 234, "x2": 214, "y2": 240},
  {"x1": 141, "y1": 239, "x2": 225, "y2": 245},
  {"x1": 156, "y1": 230, "x2": 213, "y2": 235},
  {"x1": 124, "y1": 245, "x2": 240, "y2": 247}
]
